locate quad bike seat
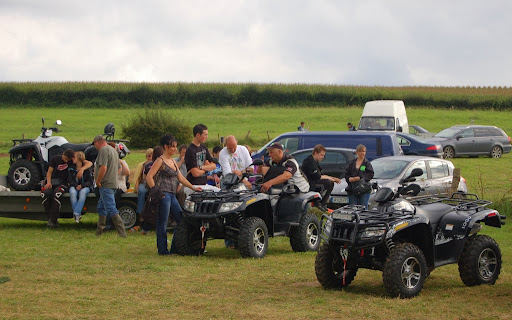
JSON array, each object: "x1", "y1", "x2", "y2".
[{"x1": 415, "y1": 202, "x2": 454, "y2": 235}]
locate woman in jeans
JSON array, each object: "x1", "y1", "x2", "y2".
[
  {"x1": 146, "y1": 135, "x2": 202, "y2": 255},
  {"x1": 345, "y1": 144, "x2": 374, "y2": 209},
  {"x1": 69, "y1": 151, "x2": 94, "y2": 223}
]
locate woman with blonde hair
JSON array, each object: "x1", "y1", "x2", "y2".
[
  {"x1": 345, "y1": 144, "x2": 374, "y2": 209},
  {"x1": 69, "y1": 151, "x2": 94, "y2": 223}
]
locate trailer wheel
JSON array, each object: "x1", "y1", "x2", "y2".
[
  {"x1": 117, "y1": 200, "x2": 138, "y2": 229},
  {"x1": 8, "y1": 159, "x2": 41, "y2": 191}
]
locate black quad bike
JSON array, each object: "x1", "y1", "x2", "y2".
[
  {"x1": 315, "y1": 168, "x2": 506, "y2": 298},
  {"x1": 8, "y1": 119, "x2": 129, "y2": 191},
  {"x1": 175, "y1": 164, "x2": 322, "y2": 258}
]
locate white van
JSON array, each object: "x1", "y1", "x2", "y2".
[{"x1": 357, "y1": 100, "x2": 409, "y2": 133}]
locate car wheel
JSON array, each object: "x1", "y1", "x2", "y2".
[
  {"x1": 315, "y1": 243, "x2": 358, "y2": 289},
  {"x1": 117, "y1": 200, "x2": 138, "y2": 229},
  {"x1": 383, "y1": 243, "x2": 427, "y2": 298},
  {"x1": 289, "y1": 213, "x2": 321, "y2": 252},
  {"x1": 443, "y1": 146, "x2": 455, "y2": 159},
  {"x1": 490, "y1": 146, "x2": 503, "y2": 158},
  {"x1": 458, "y1": 235, "x2": 502, "y2": 286},
  {"x1": 238, "y1": 217, "x2": 268, "y2": 258},
  {"x1": 175, "y1": 219, "x2": 206, "y2": 256},
  {"x1": 7, "y1": 159, "x2": 41, "y2": 191}
]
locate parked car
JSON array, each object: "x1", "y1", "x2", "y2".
[
  {"x1": 426, "y1": 125, "x2": 512, "y2": 159},
  {"x1": 409, "y1": 125, "x2": 435, "y2": 138},
  {"x1": 328, "y1": 156, "x2": 467, "y2": 208},
  {"x1": 252, "y1": 131, "x2": 403, "y2": 162},
  {"x1": 290, "y1": 148, "x2": 356, "y2": 179},
  {"x1": 396, "y1": 132, "x2": 443, "y2": 158}
]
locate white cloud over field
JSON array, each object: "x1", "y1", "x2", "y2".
[{"x1": 1, "y1": 0, "x2": 511, "y2": 86}]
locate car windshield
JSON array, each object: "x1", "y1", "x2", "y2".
[
  {"x1": 358, "y1": 117, "x2": 395, "y2": 130},
  {"x1": 435, "y1": 127, "x2": 461, "y2": 138},
  {"x1": 371, "y1": 159, "x2": 410, "y2": 179}
]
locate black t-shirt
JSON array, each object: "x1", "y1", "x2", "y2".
[
  {"x1": 49, "y1": 155, "x2": 72, "y2": 185},
  {"x1": 301, "y1": 154, "x2": 322, "y2": 183},
  {"x1": 185, "y1": 143, "x2": 213, "y2": 185}
]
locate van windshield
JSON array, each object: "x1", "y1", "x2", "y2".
[
  {"x1": 255, "y1": 137, "x2": 300, "y2": 155},
  {"x1": 359, "y1": 117, "x2": 395, "y2": 131}
]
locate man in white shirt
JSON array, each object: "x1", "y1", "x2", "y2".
[{"x1": 218, "y1": 135, "x2": 253, "y2": 189}]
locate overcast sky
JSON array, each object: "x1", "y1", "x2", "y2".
[{"x1": 1, "y1": 0, "x2": 510, "y2": 86}]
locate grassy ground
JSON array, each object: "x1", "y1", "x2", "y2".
[
  {"x1": 0, "y1": 215, "x2": 510, "y2": 319},
  {"x1": 1, "y1": 106, "x2": 511, "y2": 318}
]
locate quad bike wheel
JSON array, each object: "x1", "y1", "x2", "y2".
[
  {"x1": 383, "y1": 243, "x2": 427, "y2": 298},
  {"x1": 174, "y1": 219, "x2": 206, "y2": 256},
  {"x1": 315, "y1": 243, "x2": 358, "y2": 289},
  {"x1": 458, "y1": 235, "x2": 502, "y2": 286},
  {"x1": 290, "y1": 213, "x2": 320, "y2": 252},
  {"x1": 8, "y1": 159, "x2": 41, "y2": 191},
  {"x1": 238, "y1": 217, "x2": 268, "y2": 258}
]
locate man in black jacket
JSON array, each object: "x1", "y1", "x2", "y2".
[{"x1": 301, "y1": 145, "x2": 341, "y2": 211}]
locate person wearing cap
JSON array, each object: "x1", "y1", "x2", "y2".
[
  {"x1": 258, "y1": 143, "x2": 309, "y2": 193},
  {"x1": 92, "y1": 135, "x2": 127, "y2": 237}
]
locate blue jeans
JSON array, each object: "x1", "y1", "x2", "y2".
[
  {"x1": 97, "y1": 188, "x2": 119, "y2": 217},
  {"x1": 69, "y1": 186, "x2": 91, "y2": 216},
  {"x1": 156, "y1": 192, "x2": 182, "y2": 255},
  {"x1": 348, "y1": 192, "x2": 371, "y2": 210},
  {"x1": 136, "y1": 183, "x2": 148, "y2": 214}
]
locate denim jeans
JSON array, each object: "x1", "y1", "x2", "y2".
[
  {"x1": 156, "y1": 192, "x2": 182, "y2": 255},
  {"x1": 136, "y1": 183, "x2": 148, "y2": 214},
  {"x1": 97, "y1": 188, "x2": 119, "y2": 217},
  {"x1": 69, "y1": 186, "x2": 91, "y2": 216},
  {"x1": 348, "y1": 191, "x2": 371, "y2": 210}
]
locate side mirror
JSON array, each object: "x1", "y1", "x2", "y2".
[
  {"x1": 399, "y1": 168, "x2": 423, "y2": 184},
  {"x1": 397, "y1": 126, "x2": 403, "y2": 132}
]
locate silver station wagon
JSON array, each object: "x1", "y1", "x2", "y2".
[{"x1": 426, "y1": 125, "x2": 511, "y2": 159}]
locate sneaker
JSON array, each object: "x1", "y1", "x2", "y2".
[{"x1": 74, "y1": 215, "x2": 81, "y2": 223}]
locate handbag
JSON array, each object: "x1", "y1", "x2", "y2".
[{"x1": 351, "y1": 179, "x2": 371, "y2": 195}]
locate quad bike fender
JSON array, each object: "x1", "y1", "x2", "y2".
[
  {"x1": 9, "y1": 142, "x2": 45, "y2": 173},
  {"x1": 386, "y1": 215, "x2": 430, "y2": 240}
]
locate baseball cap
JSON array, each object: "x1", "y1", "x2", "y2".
[{"x1": 267, "y1": 142, "x2": 283, "y2": 151}]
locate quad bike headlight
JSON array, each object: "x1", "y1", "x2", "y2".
[
  {"x1": 219, "y1": 201, "x2": 243, "y2": 213},
  {"x1": 359, "y1": 227, "x2": 386, "y2": 239},
  {"x1": 183, "y1": 199, "x2": 195, "y2": 212}
]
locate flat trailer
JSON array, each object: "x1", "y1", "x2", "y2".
[{"x1": 0, "y1": 176, "x2": 138, "y2": 229}]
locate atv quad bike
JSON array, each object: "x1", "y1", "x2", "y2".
[
  {"x1": 315, "y1": 168, "x2": 505, "y2": 298},
  {"x1": 8, "y1": 119, "x2": 128, "y2": 191},
  {"x1": 175, "y1": 170, "x2": 322, "y2": 258}
]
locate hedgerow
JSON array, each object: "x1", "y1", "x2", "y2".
[{"x1": 1, "y1": 82, "x2": 512, "y2": 109}]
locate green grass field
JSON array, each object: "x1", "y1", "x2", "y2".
[{"x1": 1, "y1": 106, "x2": 511, "y2": 319}]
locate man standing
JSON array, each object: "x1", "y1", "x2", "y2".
[
  {"x1": 218, "y1": 135, "x2": 253, "y2": 189},
  {"x1": 184, "y1": 124, "x2": 220, "y2": 195},
  {"x1": 93, "y1": 135, "x2": 127, "y2": 237},
  {"x1": 298, "y1": 121, "x2": 309, "y2": 131},
  {"x1": 42, "y1": 148, "x2": 76, "y2": 228},
  {"x1": 301, "y1": 145, "x2": 341, "y2": 211},
  {"x1": 347, "y1": 122, "x2": 356, "y2": 131},
  {"x1": 259, "y1": 143, "x2": 309, "y2": 194}
]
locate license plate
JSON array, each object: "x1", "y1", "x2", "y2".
[{"x1": 331, "y1": 196, "x2": 348, "y2": 204}]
